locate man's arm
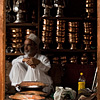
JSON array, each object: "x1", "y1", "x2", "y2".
[{"x1": 22, "y1": 55, "x2": 51, "y2": 73}]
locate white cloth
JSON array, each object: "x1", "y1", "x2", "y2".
[{"x1": 9, "y1": 53, "x2": 53, "y2": 94}]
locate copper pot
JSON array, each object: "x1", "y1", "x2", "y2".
[
  {"x1": 68, "y1": 22, "x2": 79, "y2": 27},
  {"x1": 56, "y1": 37, "x2": 65, "y2": 43},
  {"x1": 43, "y1": 25, "x2": 53, "y2": 31},
  {"x1": 12, "y1": 39, "x2": 22, "y2": 43},
  {"x1": 86, "y1": 3, "x2": 94, "y2": 7},
  {"x1": 12, "y1": 33, "x2": 22, "y2": 37},
  {"x1": 43, "y1": 19, "x2": 53, "y2": 25},
  {"x1": 42, "y1": 31, "x2": 52, "y2": 36},
  {"x1": 56, "y1": 31, "x2": 65, "y2": 37},
  {"x1": 68, "y1": 27, "x2": 79, "y2": 32},
  {"x1": 86, "y1": 8, "x2": 94, "y2": 13}
]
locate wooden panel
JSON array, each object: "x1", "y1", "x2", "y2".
[
  {"x1": 97, "y1": 0, "x2": 100, "y2": 99},
  {"x1": 0, "y1": 0, "x2": 5, "y2": 100},
  {"x1": 62, "y1": 64, "x2": 96, "y2": 92}
]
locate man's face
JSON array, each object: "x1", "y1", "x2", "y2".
[{"x1": 24, "y1": 39, "x2": 37, "y2": 55}]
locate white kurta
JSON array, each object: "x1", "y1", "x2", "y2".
[{"x1": 9, "y1": 53, "x2": 53, "y2": 93}]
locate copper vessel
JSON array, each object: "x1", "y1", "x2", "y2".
[
  {"x1": 10, "y1": 28, "x2": 23, "y2": 53},
  {"x1": 42, "y1": 0, "x2": 53, "y2": 17},
  {"x1": 68, "y1": 22, "x2": 79, "y2": 50},
  {"x1": 70, "y1": 56, "x2": 77, "y2": 64},
  {"x1": 56, "y1": 31, "x2": 65, "y2": 37},
  {"x1": 43, "y1": 25, "x2": 53, "y2": 31},
  {"x1": 81, "y1": 53, "x2": 88, "y2": 64},
  {"x1": 54, "y1": 0, "x2": 65, "y2": 17},
  {"x1": 42, "y1": 31, "x2": 52, "y2": 36},
  {"x1": 43, "y1": 19, "x2": 53, "y2": 25}
]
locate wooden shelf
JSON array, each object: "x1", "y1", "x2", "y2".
[
  {"x1": 41, "y1": 49, "x2": 97, "y2": 53},
  {"x1": 41, "y1": 17, "x2": 97, "y2": 21},
  {"x1": 6, "y1": 49, "x2": 96, "y2": 56},
  {"x1": 6, "y1": 22, "x2": 38, "y2": 27},
  {"x1": 6, "y1": 53, "x2": 24, "y2": 56}
]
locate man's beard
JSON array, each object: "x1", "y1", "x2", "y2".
[{"x1": 24, "y1": 51, "x2": 31, "y2": 56}]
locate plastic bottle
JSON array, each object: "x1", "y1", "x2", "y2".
[{"x1": 78, "y1": 72, "x2": 86, "y2": 94}]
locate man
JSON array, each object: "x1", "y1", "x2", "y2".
[{"x1": 9, "y1": 33, "x2": 53, "y2": 94}]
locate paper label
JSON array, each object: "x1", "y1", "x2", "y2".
[{"x1": 78, "y1": 82, "x2": 85, "y2": 91}]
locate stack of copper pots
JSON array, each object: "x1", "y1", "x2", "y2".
[
  {"x1": 83, "y1": 22, "x2": 92, "y2": 50},
  {"x1": 60, "y1": 56, "x2": 67, "y2": 66},
  {"x1": 42, "y1": 19, "x2": 53, "y2": 49},
  {"x1": 11, "y1": 28, "x2": 23, "y2": 53},
  {"x1": 25, "y1": 29, "x2": 36, "y2": 39},
  {"x1": 70, "y1": 56, "x2": 77, "y2": 64},
  {"x1": 52, "y1": 56, "x2": 67, "y2": 65},
  {"x1": 56, "y1": 19, "x2": 65, "y2": 49},
  {"x1": 68, "y1": 22, "x2": 79, "y2": 50},
  {"x1": 81, "y1": 53, "x2": 88, "y2": 64},
  {"x1": 90, "y1": 53, "x2": 96, "y2": 65},
  {"x1": 9, "y1": 81, "x2": 47, "y2": 100},
  {"x1": 52, "y1": 57, "x2": 59, "y2": 64},
  {"x1": 85, "y1": 0, "x2": 95, "y2": 18}
]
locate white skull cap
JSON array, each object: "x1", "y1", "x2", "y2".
[{"x1": 27, "y1": 33, "x2": 40, "y2": 45}]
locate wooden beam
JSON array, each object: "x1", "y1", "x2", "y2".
[
  {"x1": 97, "y1": 0, "x2": 100, "y2": 99},
  {"x1": 0, "y1": 0, "x2": 5, "y2": 100}
]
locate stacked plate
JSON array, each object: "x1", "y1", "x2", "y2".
[{"x1": 9, "y1": 81, "x2": 48, "y2": 100}]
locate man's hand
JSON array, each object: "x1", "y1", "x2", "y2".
[{"x1": 22, "y1": 57, "x2": 40, "y2": 68}]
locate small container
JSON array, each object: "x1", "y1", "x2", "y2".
[{"x1": 78, "y1": 72, "x2": 86, "y2": 94}]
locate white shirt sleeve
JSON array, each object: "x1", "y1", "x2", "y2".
[
  {"x1": 12, "y1": 56, "x2": 24, "y2": 65},
  {"x1": 36, "y1": 55, "x2": 51, "y2": 73}
]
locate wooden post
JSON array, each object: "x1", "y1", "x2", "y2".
[
  {"x1": 97, "y1": 0, "x2": 100, "y2": 99},
  {"x1": 0, "y1": 0, "x2": 5, "y2": 100}
]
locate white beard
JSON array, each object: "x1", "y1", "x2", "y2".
[{"x1": 24, "y1": 51, "x2": 31, "y2": 57}]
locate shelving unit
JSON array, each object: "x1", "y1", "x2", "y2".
[{"x1": 5, "y1": 0, "x2": 97, "y2": 93}]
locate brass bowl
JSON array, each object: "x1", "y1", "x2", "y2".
[
  {"x1": 11, "y1": 28, "x2": 22, "y2": 33},
  {"x1": 42, "y1": 31, "x2": 52, "y2": 36},
  {"x1": 11, "y1": 33, "x2": 22, "y2": 37},
  {"x1": 70, "y1": 56, "x2": 77, "y2": 63},
  {"x1": 57, "y1": 21, "x2": 66, "y2": 26},
  {"x1": 86, "y1": 8, "x2": 94, "y2": 13},
  {"x1": 56, "y1": 31, "x2": 65, "y2": 36},
  {"x1": 86, "y1": 3, "x2": 94, "y2": 7},
  {"x1": 43, "y1": 19, "x2": 53, "y2": 25},
  {"x1": 56, "y1": 37, "x2": 65, "y2": 43},
  {"x1": 57, "y1": 26, "x2": 65, "y2": 31},
  {"x1": 83, "y1": 35, "x2": 92, "y2": 40},
  {"x1": 69, "y1": 33, "x2": 78, "y2": 38},
  {"x1": 81, "y1": 53, "x2": 88, "y2": 61},
  {"x1": 57, "y1": 20, "x2": 66, "y2": 25},
  {"x1": 57, "y1": 24, "x2": 65, "y2": 28},
  {"x1": 42, "y1": 36, "x2": 52, "y2": 43},
  {"x1": 12, "y1": 43, "x2": 22, "y2": 48},
  {"x1": 68, "y1": 27, "x2": 79, "y2": 32},
  {"x1": 83, "y1": 40, "x2": 92, "y2": 44},
  {"x1": 43, "y1": 25, "x2": 53, "y2": 31},
  {"x1": 26, "y1": 29, "x2": 36, "y2": 35},
  {"x1": 12, "y1": 39, "x2": 22, "y2": 43},
  {"x1": 84, "y1": 28, "x2": 92, "y2": 33},
  {"x1": 86, "y1": 0, "x2": 94, "y2": 3},
  {"x1": 84, "y1": 22, "x2": 92, "y2": 27},
  {"x1": 69, "y1": 38, "x2": 78, "y2": 43},
  {"x1": 68, "y1": 22, "x2": 79, "y2": 27}
]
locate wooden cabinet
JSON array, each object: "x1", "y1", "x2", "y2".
[
  {"x1": 2, "y1": 0, "x2": 100, "y2": 99},
  {"x1": 3, "y1": 0, "x2": 99, "y2": 99},
  {"x1": 5, "y1": 0, "x2": 97, "y2": 92}
]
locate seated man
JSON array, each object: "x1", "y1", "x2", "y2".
[{"x1": 9, "y1": 33, "x2": 53, "y2": 94}]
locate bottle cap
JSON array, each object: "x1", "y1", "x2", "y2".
[{"x1": 80, "y1": 72, "x2": 83, "y2": 75}]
